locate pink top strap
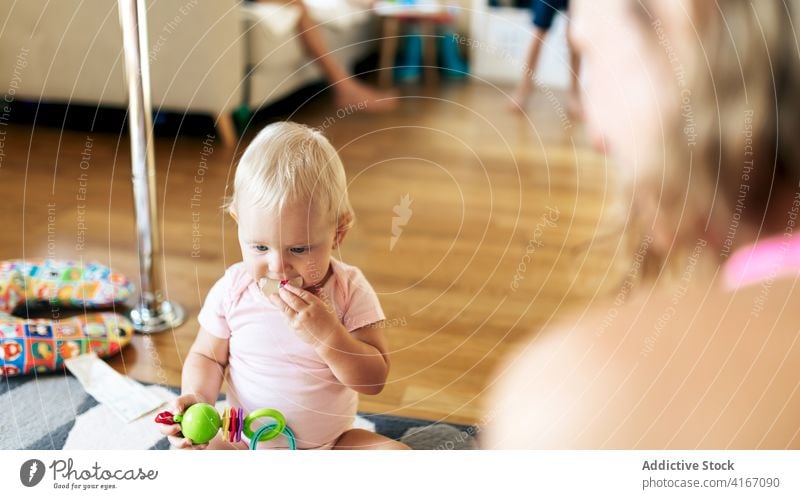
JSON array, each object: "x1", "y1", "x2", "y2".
[{"x1": 724, "y1": 235, "x2": 800, "y2": 289}]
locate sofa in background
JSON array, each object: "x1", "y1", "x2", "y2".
[{"x1": 0, "y1": 0, "x2": 377, "y2": 146}]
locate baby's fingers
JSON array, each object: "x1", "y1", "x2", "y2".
[
  {"x1": 168, "y1": 435, "x2": 207, "y2": 450},
  {"x1": 167, "y1": 435, "x2": 190, "y2": 449},
  {"x1": 158, "y1": 423, "x2": 181, "y2": 437},
  {"x1": 269, "y1": 293, "x2": 297, "y2": 317},
  {"x1": 174, "y1": 393, "x2": 201, "y2": 413},
  {"x1": 278, "y1": 286, "x2": 307, "y2": 310}
]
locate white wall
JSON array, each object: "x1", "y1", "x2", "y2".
[{"x1": 468, "y1": 2, "x2": 571, "y2": 88}]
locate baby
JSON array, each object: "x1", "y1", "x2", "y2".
[{"x1": 159, "y1": 122, "x2": 407, "y2": 450}]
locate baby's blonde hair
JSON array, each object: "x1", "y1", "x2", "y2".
[{"x1": 226, "y1": 122, "x2": 354, "y2": 230}]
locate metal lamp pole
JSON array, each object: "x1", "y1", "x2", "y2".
[{"x1": 118, "y1": 0, "x2": 185, "y2": 333}]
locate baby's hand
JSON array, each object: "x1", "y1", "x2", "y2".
[
  {"x1": 156, "y1": 393, "x2": 211, "y2": 450},
  {"x1": 269, "y1": 284, "x2": 344, "y2": 347}
]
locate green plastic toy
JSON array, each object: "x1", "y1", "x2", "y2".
[
  {"x1": 172, "y1": 403, "x2": 221, "y2": 444},
  {"x1": 155, "y1": 403, "x2": 296, "y2": 449}
]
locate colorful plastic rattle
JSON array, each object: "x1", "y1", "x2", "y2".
[{"x1": 155, "y1": 403, "x2": 297, "y2": 450}]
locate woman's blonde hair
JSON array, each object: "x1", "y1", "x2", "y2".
[
  {"x1": 226, "y1": 122, "x2": 354, "y2": 230},
  {"x1": 629, "y1": 0, "x2": 800, "y2": 276}
]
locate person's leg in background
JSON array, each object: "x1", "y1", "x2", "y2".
[
  {"x1": 508, "y1": 0, "x2": 572, "y2": 113},
  {"x1": 256, "y1": 0, "x2": 397, "y2": 112},
  {"x1": 508, "y1": 25, "x2": 547, "y2": 111},
  {"x1": 566, "y1": 12, "x2": 583, "y2": 119}
]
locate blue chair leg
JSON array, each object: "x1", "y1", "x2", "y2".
[
  {"x1": 395, "y1": 29, "x2": 423, "y2": 82},
  {"x1": 439, "y1": 31, "x2": 469, "y2": 79}
]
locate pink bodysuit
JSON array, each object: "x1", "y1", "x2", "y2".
[{"x1": 198, "y1": 258, "x2": 385, "y2": 449}]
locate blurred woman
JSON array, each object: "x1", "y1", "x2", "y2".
[{"x1": 487, "y1": 0, "x2": 800, "y2": 448}]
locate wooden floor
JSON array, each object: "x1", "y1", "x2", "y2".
[{"x1": 0, "y1": 82, "x2": 629, "y2": 425}]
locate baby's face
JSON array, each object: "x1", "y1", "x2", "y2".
[{"x1": 235, "y1": 198, "x2": 338, "y2": 288}]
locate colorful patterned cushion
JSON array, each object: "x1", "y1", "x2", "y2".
[
  {"x1": 0, "y1": 260, "x2": 134, "y2": 312},
  {"x1": 0, "y1": 312, "x2": 133, "y2": 376},
  {"x1": 0, "y1": 260, "x2": 135, "y2": 377}
]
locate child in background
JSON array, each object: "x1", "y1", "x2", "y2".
[
  {"x1": 508, "y1": 0, "x2": 582, "y2": 118},
  {"x1": 158, "y1": 122, "x2": 407, "y2": 450}
]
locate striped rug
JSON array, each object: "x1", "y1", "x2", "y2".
[{"x1": 0, "y1": 373, "x2": 477, "y2": 450}]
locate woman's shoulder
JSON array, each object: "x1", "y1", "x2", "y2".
[
  {"x1": 593, "y1": 276, "x2": 800, "y2": 365},
  {"x1": 487, "y1": 276, "x2": 800, "y2": 449}
]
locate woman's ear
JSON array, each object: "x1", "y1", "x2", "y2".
[{"x1": 333, "y1": 213, "x2": 353, "y2": 249}]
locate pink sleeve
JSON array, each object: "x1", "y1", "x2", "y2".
[
  {"x1": 341, "y1": 268, "x2": 386, "y2": 332},
  {"x1": 197, "y1": 274, "x2": 231, "y2": 339}
]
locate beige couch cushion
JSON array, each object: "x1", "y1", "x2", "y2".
[
  {"x1": 0, "y1": 0, "x2": 244, "y2": 115},
  {"x1": 0, "y1": 1, "x2": 378, "y2": 118}
]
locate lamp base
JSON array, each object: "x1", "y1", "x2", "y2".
[{"x1": 128, "y1": 299, "x2": 185, "y2": 334}]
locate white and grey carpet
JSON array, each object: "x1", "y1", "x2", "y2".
[{"x1": 0, "y1": 374, "x2": 477, "y2": 450}]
